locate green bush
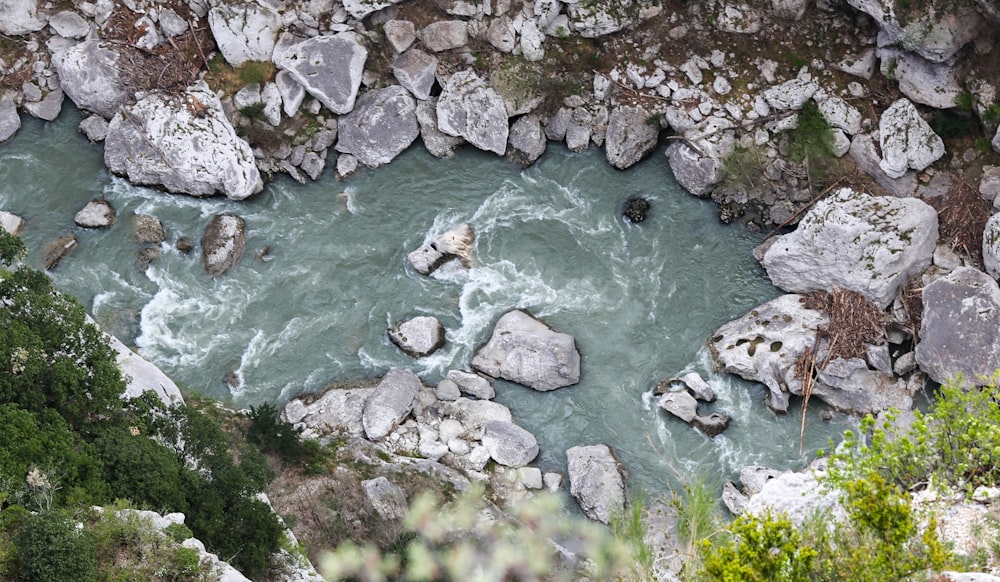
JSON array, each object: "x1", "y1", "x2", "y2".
[
  {"x1": 786, "y1": 101, "x2": 835, "y2": 165},
  {"x1": 15, "y1": 510, "x2": 99, "y2": 582},
  {"x1": 698, "y1": 512, "x2": 816, "y2": 581}
]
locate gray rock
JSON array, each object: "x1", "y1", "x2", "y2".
[
  {"x1": 692, "y1": 412, "x2": 731, "y2": 437},
  {"x1": 275, "y1": 70, "x2": 305, "y2": 118},
  {"x1": 543, "y1": 471, "x2": 563, "y2": 492},
  {"x1": 472, "y1": 309, "x2": 581, "y2": 391},
  {"x1": 362, "y1": 477, "x2": 408, "y2": 520},
  {"x1": 407, "y1": 222, "x2": 475, "y2": 275},
  {"x1": 915, "y1": 267, "x2": 1000, "y2": 385},
  {"x1": 420, "y1": 20, "x2": 468, "y2": 52},
  {"x1": 336, "y1": 154, "x2": 358, "y2": 178},
  {"x1": 564, "y1": 0, "x2": 636, "y2": 37},
  {"x1": 446, "y1": 397, "x2": 513, "y2": 435},
  {"x1": 208, "y1": 2, "x2": 281, "y2": 65},
  {"x1": 362, "y1": 368, "x2": 421, "y2": 441},
  {"x1": 770, "y1": 0, "x2": 809, "y2": 19},
  {"x1": 722, "y1": 480, "x2": 749, "y2": 515},
  {"x1": 388, "y1": 316, "x2": 446, "y2": 358},
  {"x1": 384, "y1": 19, "x2": 416, "y2": 53},
  {"x1": 847, "y1": 0, "x2": 986, "y2": 63},
  {"x1": 519, "y1": 19, "x2": 545, "y2": 62},
  {"x1": 879, "y1": 98, "x2": 945, "y2": 179},
  {"x1": 745, "y1": 468, "x2": 846, "y2": 526},
  {"x1": 0, "y1": 0, "x2": 46, "y2": 34},
  {"x1": 665, "y1": 140, "x2": 729, "y2": 197},
  {"x1": 878, "y1": 49, "x2": 964, "y2": 110},
  {"x1": 300, "y1": 151, "x2": 326, "y2": 180},
  {"x1": 566, "y1": 444, "x2": 627, "y2": 524},
  {"x1": 335, "y1": 85, "x2": 418, "y2": 168},
  {"x1": 74, "y1": 199, "x2": 116, "y2": 228},
  {"x1": 985, "y1": 214, "x2": 1000, "y2": 279},
  {"x1": 49, "y1": 10, "x2": 90, "y2": 39},
  {"x1": 709, "y1": 294, "x2": 827, "y2": 412},
  {"x1": 762, "y1": 188, "x2": 938, "y2": 308},
  {"x1": 658, "y1": 390, "x2": 698, "y2": 423},
  {"x1": 565, "y1": 108, "x2": 592, "y2": 152},
  {"x1": 866, "y1": 344, "x2": 893, "y2": 376},
  {"x1": 762, "y1": 77, "x2": 819, "y2": 111},
  {"x1": 343, "y1": 0, "x2": 404, "y2": 19},
  {"x1": 486, "y1": 16, "x2": 516, "y2": 52},
  {"x1": 481, "y1": 420, "x2": 539, "y2": 467},
  {"x1": 832, "y1": 48, "x2": 877, "y2": 79},
  {"x1": 716, "y1": 3, "x2": 762, "y2": 33},
  {"x1": 894, "y1": 350, "x2": 917, "y2": 376},
  {"x1": 134, "y1": 214, "x2": 166, "y2": 244},
  {"x1": 813, "y1": 357, "x2": 914, "y2": 414},
  {"x1": 273, "y1": 34, "x2": 368, "y2": 115},
  {"x1": 848, "y1": 133, "x2": 917, "y2": 197},
  {"x1": 435, "y1": 379, "x2": 461, "y2": 401},
  {"x1": 108, "y1": 328, "x2": 183, "y2": 406},
  {"x1": 446, "y1": 370, "x2": 495, "y2": 400},
  {"x1": 158, "y1": 8, "x2": 188, "y2": 38},
  {"x1": 740, "y1": 466, "x2": 785, "y2": 496},
  {"x1": 51, "y1": 39, "x2": 129, "y2": 119},
  {"x1": 104, "y1": 82, "x2": 262, "y2": 200},
  {"x1": 78, "y1": 115, "x2": 109, "y2": 142},
  {"x1": 260, "y1": 82, "x2": 282, "y2": 126},
  {"x1": 282, "y1": 386, "x2": 375, "y2": 437},
  {"x1": 995, "y1": 124, "x2": 1000, "y2": 156},
  {"x1": 0, "y1": 97, "x2": 20, "y2": 144},
  {"x1": 605, "y1": 105, "x2": 659, "y2": 170},
  {"x1": 981, "y1": 166, "x2": 1000, "y2": 204},
  {"x1": 437, "y1": 70, "x2": 508, "y2": 156},
  {"x1": 678, "y1": 372, "x2": 716, "y2": 402},
  {"x1": 0, "y1": 211, "x2": 24, "y2": 235},
  {"x1": 392, "y1": 50, "x2": 438, "y2": 101},
  {"x1": 814, "y1": 92, "x2": 862, "y2": 136},
  {"x1": 416, "y1": 98, "x2": 463, "y2": 157},
  {"x1": 200, "y1": 214, "x2": 246, "y2": 277},
  {"x1": 42, "y1": 233, "x2": 78, "y2": 270},
  {"x1": 506, "y1": 115, "x2": 546, "y2": 167},
  {"x1": 545, "y1": 107, "x2": 571, "y2": 141}
]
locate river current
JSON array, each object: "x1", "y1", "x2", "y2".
[{"x1": 1, "y1": 107, "x2": 851, "y2": 494}]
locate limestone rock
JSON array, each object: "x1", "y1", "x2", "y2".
[
  {"x1": 74, "y1": 199, "x2": 116, "y2": 228},
  {"x1": 741, "y1": 466, "x2": 785, "y2": 496},
  {"x1": 815, "y1": 92, "x2": 862, "y2": 135},
  {"x1": 408, "y1": 222, "x2": 475, "y2": 275},
  {"x1": 833, "y1": 49, "x2": 877, "y2": 79},
  {"x1": 445, "y1": 397, "x2": 513, "y2": 435},
  {"x1": 564, "y1": 0, "x2": 636, "y2": 37},
  {"x1": 24, "y1": 89, "x2": 63, "y2": 122},
  {"x1": 813, "y1": 357, "x2": 915, "y2": 414},
  {"x1": 362, "y1": 477, "x2": 408, "y2": 519},
  {"x1": 677, "y1": 372, "x2": 716, "y2": 402},
  {"x1": 0, "y1": 97, "x2": 20, "y2": 144},
  {"x1": 384, "y1": 20, "x2": 416, "y2": 53},
  {"x1": 51, "y1": 39, "x2": 130, "y2": 119},
  {"x1": 420, "y1": 20, "x2": 468, "y2": 52},
  {"x1": 282, "y1": 386, "x2": 375, "y2": 437},
  {"x1": 273, "y1": 34, "x2": 368, "y2": 115},
  {"x1": 745, "y1": 467, "x2": 846, "y2": 526},
  {"x1": 566, "y1": 444, "x2": 627, "y2": 524},
  {"x1": 771, "y1": 0, "x2": 809, "y2": 19},
  {"x1": 362, "y1": 368, "x2": 421, "y2": 441},
  {"x1": 104, "y1": 82, "x2": 262, "y2": 200},
  {"x1": 110, "y1": 331, "x2": 183, "y2": 406},
  {"x1": 42, "y1": 233, "x2": 78, "y2": 270},
  {"x1": 0, "y1": 211, "x2": 24, "y2": 235},
  {"x1": 519, "y1": 19, "x2": 545, "y2": 62},
  {"x1": 985, "y1": 214, "x2": 1000, "y2": 280},
  {"x1": 716, "y1": 3, "x2": 762, "y2": 33},
  {"x1": 200, "y1": 213, "x2": 246, "y2": 277},
  {"x1": 709, "y1": 294, "x2": 827, "y2": 412},
  {"x1": 49, "y1": 11, "x2": 89, "y2": 39},
  {"x1": 915, "y1": 267, "x2": 1000, "y2": 385},
  {"x1": 208, "y1": 2, "x2": 281, "y2": 65},
  {"x1": 472, "y1": 309, "x2": 581, "y2": 391},
  {"x1": 335, "y1": 85, "x2": 418, "y2": 168},
  {"x1": 665, "y1": 131, "x2": 734, "y2": 197},
  {"x1": 343, "y1": 0, "x2": 405, "y2": 19},
  {"x1": 275, "y1": 70, "x2": 305, "y2": 118},
  {"x1": 762, "y1": 77, "x2": 818, "y2": 111},
  {"x1": 416, "y1": 98, "x2": 463, "y2": 158},
  {"x1": 392, "y1": 50, "x2": 438, "y2": 101},
  {"x1": 878, "y1": 98, "x2": 945, "y2": 179},
  {"x1": 388, "y1": 316, "x2": 446, "y2": 358},
  {"x1": 78, "y1": 115, "x2": 109, "y2": 142},
  {"x1": 848, "y1": 133, "x2": 917, "y2": 197},
  {"x1": 847, "y1": 0, "x2": 986, "y2": 63},
  {"x1": 486, "y1": 16, "x2": 516, "y2": 52},
  {"x1": 878, "y1": 50, "x2": 964, "y2": 110},
  {"x1": 506, "y1": 115, "x2": 546, "y2": 167},
  {"x1": 437, "y1": 70, "x2": 508, "y2": 155},
  {"x1": 134, "y1": 214, "x2": 167, "y2": 244},
  {"x1": 658, "y1": 390, "x2": 697, "y2": 423},
  {"x1": 722, "y1": 481, "x2": 749, "y2": 515},
  {"x1": 446, "y1": 370, "x2": 495, "y2": 400},
  {"x1": 0, "y1": 0, "x2": 46, "y2": 35},
  {"x1": 605, "y1": 105, "x2": 659, "y2": 170},
  {"x1": 481, "y1": 420, "x2": 539, "y2": 467},
  {"x1": 692, "y1": 413, "x2": 731, "y2": 437},
  {"x1": 762, "y1": 188, "x2": 937, "y2": 308}
]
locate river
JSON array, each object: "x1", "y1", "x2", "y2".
[{"x1": 0, "y1": 106, "x2": 852, "y2": 494}]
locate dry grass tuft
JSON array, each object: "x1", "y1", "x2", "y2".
[{"x1": 930, "y1": 174, "x2": 992, "y2": 269}]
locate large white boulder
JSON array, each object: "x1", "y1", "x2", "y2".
[
  {"x1": 847, "y1": 0, "x2": 986, "y2": 63},
  {"x1": 343, "y1": 0, "x2": 405, "y2": 19},
  {"x1": 273, "y1": 34, "x2": 368, "y2": 115},
  {"x1": 111, "y1": 332, "x2": 184, "y2": 406},
  {"x1": 879, "y1": 49, "x2": 965, "y2": 110},
  {"x1": 564, "y1": 0, "x2": 637, "y2": 37},
  {"x1": 362, "y1": 368, "x2": 421, "y2": 441},
  {"x1": 878, "y1": 98, "x2": 945, "y2": 179},
  {"x1": 104, "y1": 82, "x2": 262, "y2": 200},
  {"x1": 566, "y1": 444, "x2": 627, "y2": 524},
  {"x1": 481, "y1": 421, "x2": 539, "y2": 467},
  {"x1": 0, "y1": 0, "x2": 46, "y2": 34},
  {"x1": 335, "y1": 85, "x2": 418, "y2": 168},
  {"x1": 605, "y1": 105, "x2": 660, "y2": 170},
  {"x1": 0, "y1": 97, "x2": 20, "y2": 144},
  {"x1": 472, "y1": 310, "x2": 580, "y2": 391},
  {"x1": 437, "y1": 70, "x2": 508, "y2": 155},
  {"x1": 208, "y1": 2, "x2": 282, "y2": 66},
  {"x1": 985, "y1": 214, "x2": 1000, "y2": 280},
  {"x1": 745, "y1": 465, "x2": 847, "y2": 526},
  {"x1": 762, "y1": 188, "x2": 938, "y2": 308},
  {"x1": 51, "y1": 39, "x2": 131, "y2": 119}
]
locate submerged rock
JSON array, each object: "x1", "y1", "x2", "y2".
[
  {"x1": 408, "y1": 223, "x2": 475, "y2": 275},
  {"x1": 623, "y1": 197, "x2": 650, "y2": 223},
  {"x1": 387, "y1": 316, "x2": 446, "y2": 358},
  {"x1": 134, "y1": 214, "x2": 167, "y2": 244},
  {"x1": 42, "y1": 233, "x2": 78, "y2": 270},
  {"x1": 566, "y1": 444, "x2": 627, "y2": 524},
  {"x1": 472, "y1": 310, "x2": 581, "y2": 391},
  {"x1": 200, "y1": 214, "x2": 246, "y2": 277}
]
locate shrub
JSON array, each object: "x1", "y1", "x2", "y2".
[
  {"x1": 786, "y1": 101, "x2": 835, "y2": 165},
  {"x1": 698, "y1": 512, "x2": 816, "y2": 581},
  {"x1": 15, "y1": 510, "x2": 99, "y2": 582}
]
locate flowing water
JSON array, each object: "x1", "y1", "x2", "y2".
[{"x1": 0, "y1": 107, "x2": 853, "y2": 494}]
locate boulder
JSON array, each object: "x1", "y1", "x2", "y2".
[
  {"x1": 200, "y1": 214, "x2": 246, "y2": 277},
  {"x1": 691, "y1": 413, "x2": 731, "y2": 437},
  {"x1": 995, "y1": 124, "x2": 1000, "y2": 156},
  {"x1": 362, "y1": 368, "x2": 422, "y2": 441},
  {"x1": 74, "y1": 199, "x2": 116, "y2": 228},
  {"x1": 915, "y1": 267, "x2": 1000, "y2": 385},
  {"x1": 282, "y1": 386, "x2": 375, "y2": 437},
  {"x1": 709, "y1": 294, "x2": 827, "y2": 412},
  {"x1": 812, "y1": 357, "x2": 915, "y2": 414},
  {"x1": 740, "y1": 466, "x2": 785, "y2": 496},
  {"x1": 486, "y1": 16, "x2": 516, "y2": 52},
  {"x1": 878, "y1": 98, "x2": 945, "y2": 178},
  {"x1": 416, "y1": 98, "x2": 463, "y2": 158},
  {"x1": 761, "y1": 188, "x2": 938, "y2": 308},
  {"x1": 814, "y1": 92, "x2": 862, "y2": 136},
  {"x1": 985, "y1": 214, "x2": 1000, "y2": 280},
  {"x1": 387, "y1": 316, "x2": 446, "y2": 358},
  {"x1": 665, "y1": 137, "x2": 732, "y2": 197},
  {"x1": 658, "y1": 390, "x2": 698, "y2": 423},
  {"x1": 437, "y1": 70, "x2": 508, "y2": 155},
  {"x1": 564, "y1": 0, "x2": 636, "y2": 37},
  {"x1": 722, "y1": 481, "x2": 749, "y2": 515},
  {"x1": 605, "y1": 105, "x2": 659, "y2": 170},
  {"x1": 847, "y1": 0, "x2": 986, "y2": 63},
  {"x1": 832, "y1": 49, "x2": 877, "y2": 79},
  {"x1": 519, "y1": 19, "x2": 545, "y2": 62},
  {"x1": 362, "y1": 477, "x2": 408, "y2": 519},
  {"x1": 24, "y1": 89, "x2": 63, "y2": 122},
  {"x1": 848, "y1": 133, "x2": 918, "y2": 197},
  {"x1": 343, "y1": 0, "x2": 405, "y2": 19},
  {"x1": 506, "y1": 115, "x2": 546, "y2": 167},
  {"x1": 446, "y1": 370, "x2": 495, "y2": 400},
  {"x1": 42, "y1": 233, "x2": 78, "y2": 270},
  {"x1": 275, "y1": 70, "x2": 305, "y2": 117},
  {"x1": 444, "y1": 397, "x2": 513, "y2": 435},
  {"x1": 408, "y1": 222, "x2": 475, "y2": 275},
  {"x1": 623, "y1": 197, "x2": 650, "y2": 223},
  {"x1": 481, "y1": 420, "x2": 539, "y2": 467},
  {"x1": 384, "y1": 20, "x2": 416, "y2": 53},
  {"x1": 392, "y1": 50, "x2": 438, "y2": 101},
  {"x1": 51, "y1": 39, "x2": 130, "y2": 119},
  {"x1": 471, "y1": 310, "x2": 581, "y2": 391},
  {"x1": 0, "y1": 211, "x2": 24, "y2": 235},
  {"x1": 79, "y1": 115, "x2": 109, "y2": 142},
  {"x1": 745, "y1": 466, "x2": 846, "y2": 526},
  {"x1": 0, "y1": 0, "x2": 46, "y2": 34},
  {"x1": 762, "y1": 77, "x2": 819, "y2": 111},
  {"x1": 878, "y1": 49, "x2": 964, "y2": 110},
  {"x1": 419, "y1": 21, "x2": 468, "y2": 52},
  {"x1": 715, "y1": 3, "x2": 762, "y2": 33},
  {"x1": 676, "y1": 372, "x2": 716, "y2": 402},
  {"x1": 109, "y1": 331, "x2": 183, "y2": 406},
  {"x1": 0, "y1": 97, "x2": 20, "y2": 144},
  {"x1": 566, "y1": 444, "x2": 627, "y2": 524},
  {"x1": 565, "y1": 108, "x2": 592, "y2": 152},
  {"x1": 208, "y1": 2, "x2": 281, "y2": 66},
  {"x1": 273, "y1": 34, "x2": 368, "y2": 115},
  {"x1": 335, "y1": 85, "x2": 418, "y2": 168},
  {"x1": 104, "y1": 82, "x2": 262, "y2": 200}
]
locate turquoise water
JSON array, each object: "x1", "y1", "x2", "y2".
[{"x1": 0, "y1": 106, "x2": 852, "y2": 493}]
